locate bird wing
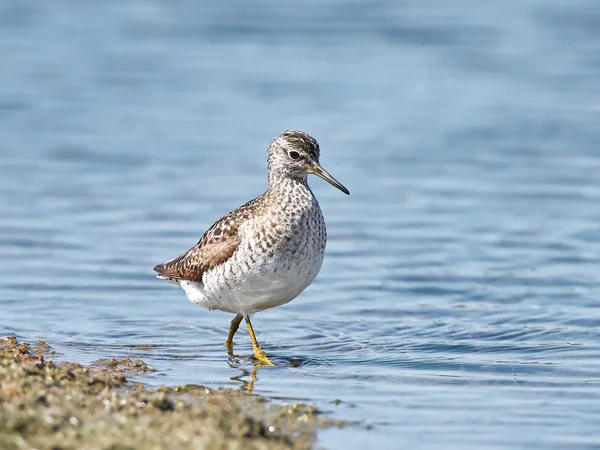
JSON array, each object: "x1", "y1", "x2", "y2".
[{"x1": 153, "y1": 198, "x2": 259, "y2": 282}]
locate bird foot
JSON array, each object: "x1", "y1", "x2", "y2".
[{"x1": 253, "y1": 349, "x2": 275, "y2": 366}]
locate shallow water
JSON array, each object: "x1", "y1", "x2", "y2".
[{"x1": 2, "y1": 1, "x2": 600, "y2": 448}]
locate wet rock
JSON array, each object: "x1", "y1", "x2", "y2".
[{"x1": 0, "y1": 336, "x2": 346, "y2": 449}]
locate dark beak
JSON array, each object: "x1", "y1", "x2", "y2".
[{"x1": 309, "y1": 164, "x2": 350, "y2": 195}]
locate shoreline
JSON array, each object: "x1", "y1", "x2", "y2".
[{"x1": 0, "y1": 336, "x2": 346, "y2": 449}]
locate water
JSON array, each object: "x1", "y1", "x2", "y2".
[{"x1": 1, "y1": 1, "x2": 600, "y2": 448}]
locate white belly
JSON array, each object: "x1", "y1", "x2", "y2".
[
  {"x1": 177, "y1": 227, "x2": 325, "y2": 315},
  {"x1": 178, "y1": 254, "x2": 322, "y2": 315}
]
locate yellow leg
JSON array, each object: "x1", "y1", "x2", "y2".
[
  {"x1": 224, "y1": 314, "x2": 243, "y2": 347},
  {"x1": 245, "y1": 316, "x2": 275, "y2": 366}
]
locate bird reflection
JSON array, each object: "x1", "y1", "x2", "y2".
[{"x1": 227, "y1": 347, "x2": 264, "y2": 393}]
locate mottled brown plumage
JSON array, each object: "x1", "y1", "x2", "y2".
[{"x1": 153, "y1": 198, "x2": 261, "y2": 282}]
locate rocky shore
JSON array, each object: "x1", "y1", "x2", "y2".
[{"x1": 0, "y1": 337, "x2": 344, "y2": 449}]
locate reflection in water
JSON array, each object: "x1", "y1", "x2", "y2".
[
  {"x1": 226, "y1": 345, "x2": 316, "y2": 393},
  {"x1": 229, "y1": 362, "x2": 262, "y2": 394},
  {"x1": 227, "y1": 348, "x2": 264, "y2": 393}
]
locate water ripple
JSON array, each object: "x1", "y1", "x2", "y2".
[{"x1": 2, "y1": 1, "x2": 600, "y2": 448}]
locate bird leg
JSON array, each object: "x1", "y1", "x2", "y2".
[
  {"x1": 244, "y1": 316, "x2": 275, "y2": 366},
  {"x1": 224, "y1": 314, "x2": 243, "y2": 347}
]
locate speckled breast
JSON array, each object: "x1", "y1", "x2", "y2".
[{"x1": 204, "y1": 199, "x2": 327, "y2": 315}]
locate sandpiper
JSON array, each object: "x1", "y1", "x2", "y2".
[{"x1": 153, "y1": 130, "x2": 349, "y2": 365}]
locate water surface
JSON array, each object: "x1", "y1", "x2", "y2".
[{"x1": 1, "y1": 1, "x2": 600, "y2": 448}]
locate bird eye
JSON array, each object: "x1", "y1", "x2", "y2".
[{"x1": 288, "y1": 151, "x2": 300, "y2": 160}]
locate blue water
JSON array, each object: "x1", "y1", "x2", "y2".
[{"x1": 1, "y1": 1, "x2": 600, "y2": 448}]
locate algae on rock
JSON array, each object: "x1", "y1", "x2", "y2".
[{"x1": 0, "y1": 336, "x2": 343, "y2": 450}]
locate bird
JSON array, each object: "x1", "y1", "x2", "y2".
[{"x1": 153, "y1": 130, "x2": 349, "y2": 365}]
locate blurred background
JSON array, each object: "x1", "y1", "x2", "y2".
[{"x1": 1, "y1": 1, "x2": 600, "y2": 448}]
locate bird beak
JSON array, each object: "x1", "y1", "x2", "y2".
[{"x1": 309, "y1": 164, "x2": 350, "y2": 195}]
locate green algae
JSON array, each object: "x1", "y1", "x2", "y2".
[{"x1": 0, "y1": 336, "x2": 345, "y2": 450}]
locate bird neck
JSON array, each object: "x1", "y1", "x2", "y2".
[{"x1": 267, "y1": 171, "x2": 311, "y2": 197}]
